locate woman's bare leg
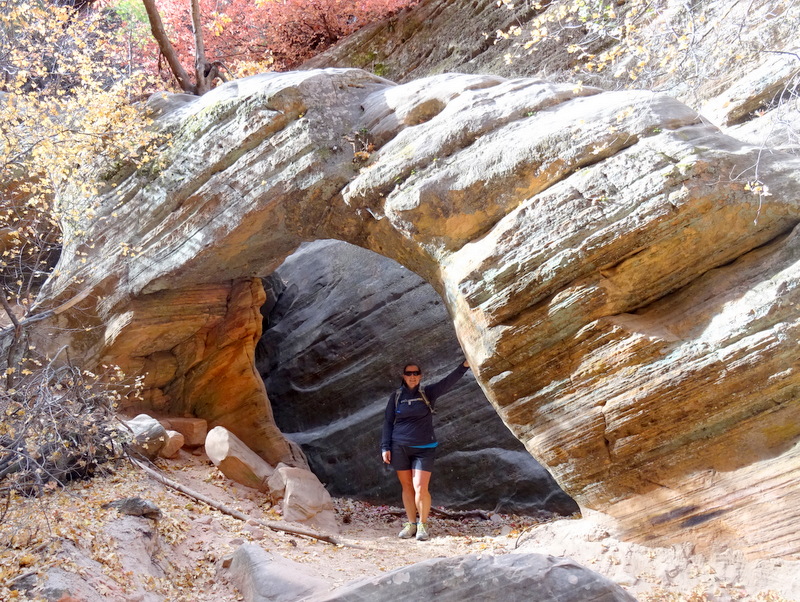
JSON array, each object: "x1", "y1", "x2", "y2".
[
  {"x1": 396, "y1": 470, "x2": 416, "y2": 523},
  {"x1": 412, "y1": 469, "x2": 432, "y2": 523}
]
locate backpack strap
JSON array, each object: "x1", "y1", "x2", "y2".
[
  {"x1": 393, "y1": 386, "x2": 436, "y2": 424},
  {"x1": 419, "y1": 386, "x2": 435, "y2": 414},
  {"x1": 393, "y1": 388, "x2": 403, "y2": 424}
]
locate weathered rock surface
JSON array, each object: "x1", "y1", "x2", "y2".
[
  {"x1": 205, "y1": 426, "x2": 276, "y2": 492},
  {"x1": 124, "y1": 414, "x2": 168, "y2": 460},
  {"x1": 225, "y1": 544, "x2": 329, "y2": 602},
  {"x1": 225, "y1": 545, "x2": 636, "y2": 602},
  {"x1": 103, "y1": 516, "x2": 165, "y2": 579},
  {"x1": 260, "y1": 239, "x2": 577, "y2": 514},
  {"x1": 517, "y1": 510, "x2": 800, "y2": 601},
  {"x1": 305, "y1": 0, "x2": 800, "y2": 146},
  {"x1": 267, "y1": 464, "x2": 339, "y2": 533},
  {"x1": 35, "y1": 518, "x2": 165, "y2": 602},
  {"x1": 309, "y1": 552, "x2": 637, "y2": 602},
  {"x1": 159, "y1": 417, "x2": 208, "y2": 447},
  {"x1": 25, "y1": 67, "x2": 800, "y2": 558}
]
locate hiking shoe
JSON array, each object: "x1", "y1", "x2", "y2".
[
  {"x1": 416, "y1": 522, "x2": 430, "y2": 541},
  {"x1": 398, "y1": 522, "x2": 417, "y2": 539}
]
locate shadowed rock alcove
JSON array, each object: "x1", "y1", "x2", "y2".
[{"x1": 256, "y1": 239, "x2": 577, "y2": 514}]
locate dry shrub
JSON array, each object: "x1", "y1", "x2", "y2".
[{"x1": 0, "y1": 356, "x2": 139, "y2": 511}]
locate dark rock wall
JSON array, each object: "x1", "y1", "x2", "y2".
[{"x1": 258, "y1": 240, "x2": 577, "y2": 514}]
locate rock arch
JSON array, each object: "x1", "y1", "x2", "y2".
[
  {"x1": 31, "y1": 69, "x2": 800, "y2": 557},
  {"x1": 257, "y1": 238, "x2": 577, "y2": 514}
]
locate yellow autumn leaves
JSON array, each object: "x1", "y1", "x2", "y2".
[
  {"x1": 1, "y1": 0, "x2": 162, "y2": 321},
  {"x1": 494, "y1": 0, "x2": 713, "y2": 83}
]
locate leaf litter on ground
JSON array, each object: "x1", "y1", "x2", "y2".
[{"x1": 1, "y1": 451, "x2": 794, "y2": 602}]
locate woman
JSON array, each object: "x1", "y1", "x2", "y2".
[{"x1": 380, "y1": 359, "x2": 470, "y2": 541}]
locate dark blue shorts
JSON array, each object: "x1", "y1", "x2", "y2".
[{"x1": 391, "y1": 443, "x2": 436, "y2": 472}]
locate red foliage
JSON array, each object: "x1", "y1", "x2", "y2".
[
  {"x1": 260, "y1": 0, "x2": 414, "y2": 68},
  {"x1": 118, "y1": 0, "x2": 416, "y2": 87}
]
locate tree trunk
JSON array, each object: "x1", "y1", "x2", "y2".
[
  {"x1": 190, "y1": 0, "x2": 213, "y2": 95},
  {"x1": 141, "y1": 0, "x2": 197, "y2": 94}
]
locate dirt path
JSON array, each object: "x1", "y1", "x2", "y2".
[{"x1": 2, "y1": 451, "x2": 798, "y2": 601}]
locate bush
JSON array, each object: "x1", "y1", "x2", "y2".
[{"x1": 0, "y1": 357, "x2": 140, "y2": 509}]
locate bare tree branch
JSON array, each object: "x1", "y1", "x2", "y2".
[
  {"x1": 0, "y1": 287, "x2": 93, "y2": 339},
  {"x1": 131, "y1": 458, "x2": 355, "y2": 547},
  {"x1": 763, "y1": 50, "x2": 800, "y2": 62},
  {"x1": 0, "y1": 294, "x2": 21, "y2": 331},
  {"x1": 141, "y1": 0, "x2": 196, "y2": 94}
]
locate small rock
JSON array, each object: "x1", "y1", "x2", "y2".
[
  {"x1": 101, "y1": 497, "x2": 162, "y2": 520},
  {"x1": 613, "y1": 574, "x2": 638, "y2": 588},
  {"x1": 161, "y1": 417, "x2": 208, "y2": 447},
  {"x1": 124, "y1": 414, "x2": 167, "y2": 460},
  {"x1": 158, "y1": 429, "x2": 185, "y2": 459},
  {"x1": 244, "y1": 526, "x2": 265, "y2": 540},
  {"x1": 586, "y1": 527, "x2": 611, "y2": 542}
]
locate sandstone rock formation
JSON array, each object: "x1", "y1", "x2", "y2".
[
  {"x1": 305, "y1": 0, "x2": 800, "y2": 147},
  {"x1": 267, "y1": 464, "x2": 339, "y2": 533},
  {"x1": 23, "y1": 67, "x2": 800, "y2": 558},
  {"x1": 124, "y1": 414, "x2": 168, "y2": 460},
  {"x1": 259, "y1": 239, "x2": 577, "y2": 514},
  {"x1": 226, "y1": 544, "x2": 329, "y2": 602},
  {"x1": 310, "y1": 553, "x2": 638, "y2": 602},
  {"x1": 206, "y1": 426, "x2": 276, "y2": 492}
]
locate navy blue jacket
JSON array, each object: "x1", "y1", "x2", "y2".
[{"x1": 380, "y1": 363, "x2": 469, "y2": 452}]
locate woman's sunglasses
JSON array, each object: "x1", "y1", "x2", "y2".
[{"x1": 404, "y1": 370, "x2": 421, "y2": 376}]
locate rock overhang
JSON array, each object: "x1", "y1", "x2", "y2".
[{"x1": 25, "y1": 68, "x2": 800, "y2": 558}]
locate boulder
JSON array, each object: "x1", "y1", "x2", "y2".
[
  {"x1": 160, "y1": 417, "x2": 208, "y2": 447},
  {"x1": 124, "y1": 414, "x2": 167, "y2": 460},
  {"x1": 158, "y1": 430, "x2": 185, "y2": 459},
  {"x1": 268, "y1": 464, "x2": 339, "y2": 534},
  {"x1": 206, "y1": 426, "x2": 274, "y2": 492},
  {"x1": 225, "y1": 546, "x2": 636, "y2": 602},
  {"x1": 225, "y1": 543, "x2": 328, "y2": 602},
  {"x1": 309, "y1": 553, "x2": 636, "y2": 602}
]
